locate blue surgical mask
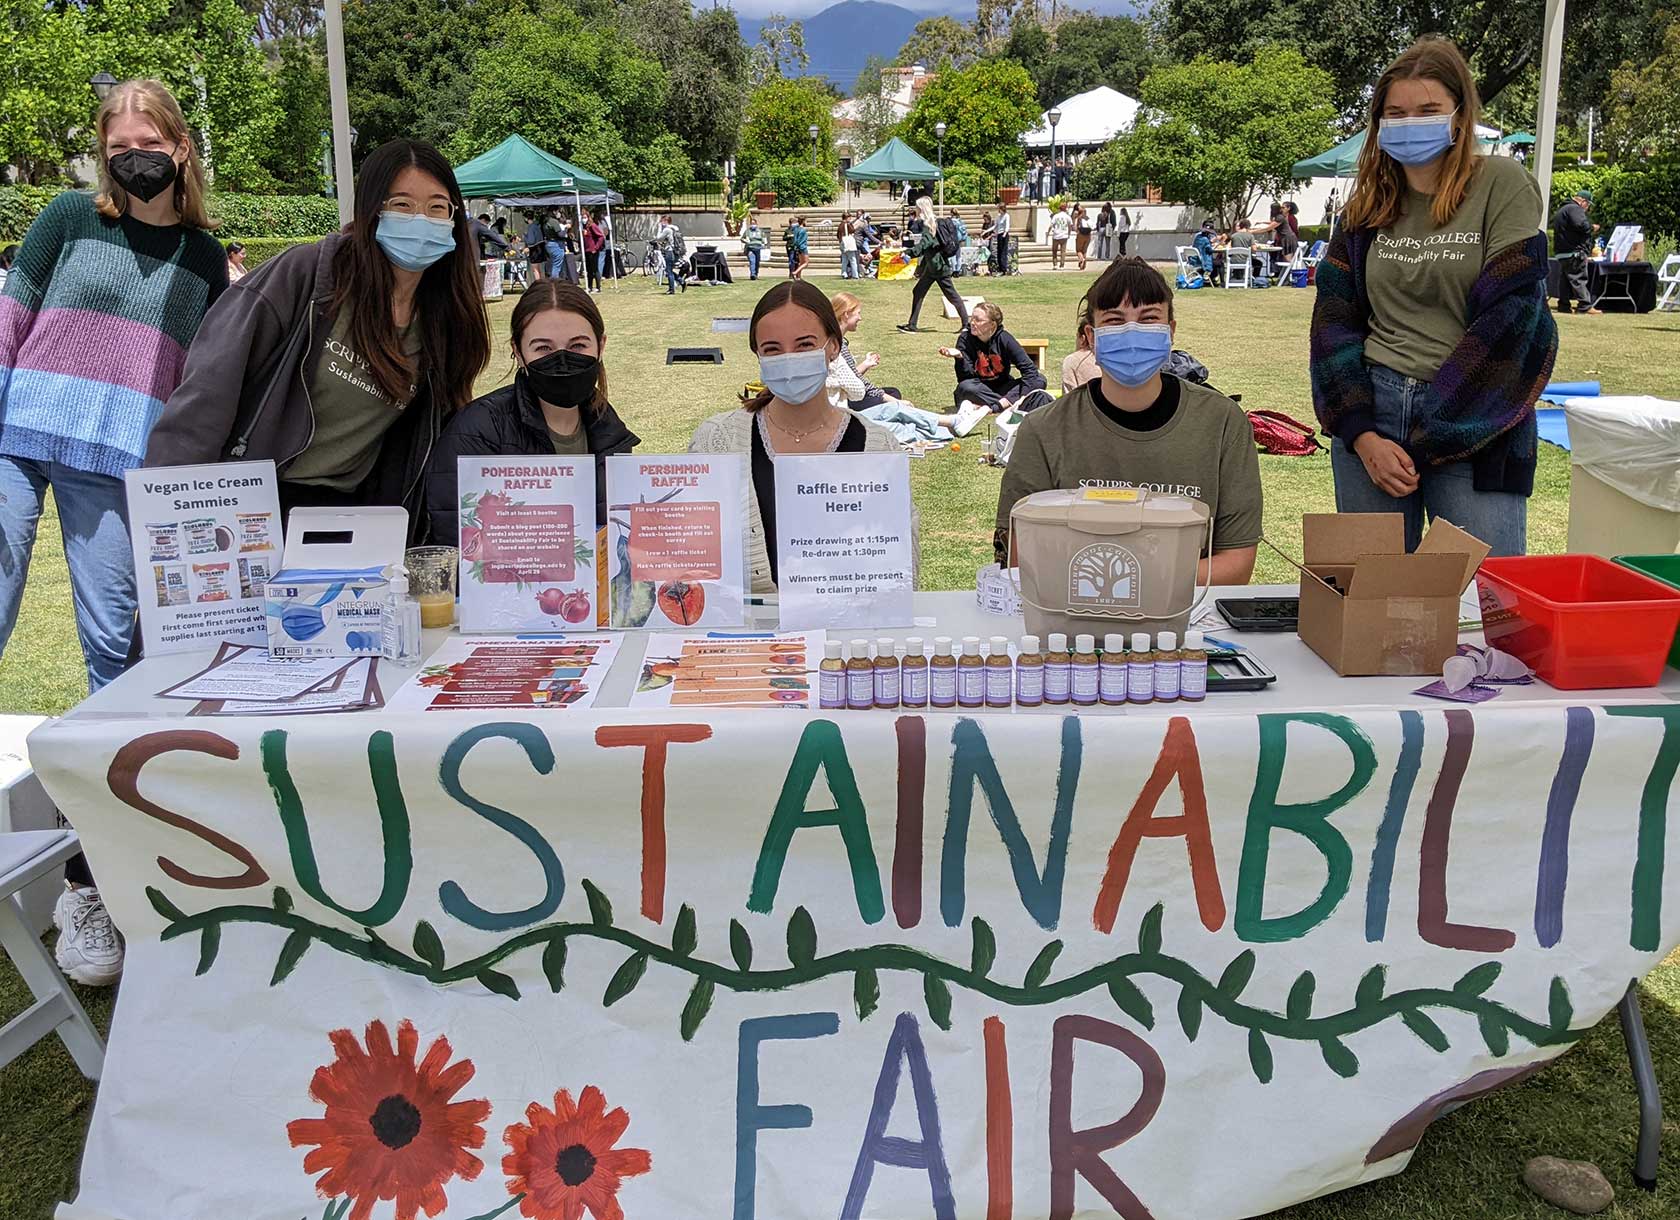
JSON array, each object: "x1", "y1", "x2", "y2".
[
  {"x1": 758, "y1": 349, "x2": 831, "y2": 405},
  {"x1": 1377, "y1": 111, "x2": 1458, "y2": 166},
  {"x1": 375, "y1": 211, "x2": 457, "y2": 272},
  {"x1": 1093, "y1": 323, "x2": 1173, "y2": 387}
]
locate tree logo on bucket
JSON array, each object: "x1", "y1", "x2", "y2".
[{"x1": 1069, "y1": 542, "x2": 1142, "y2": 610}]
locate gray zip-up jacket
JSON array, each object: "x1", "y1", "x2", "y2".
[{"x1": 147, "y1": 233, "x2": 443, "y2": 540}]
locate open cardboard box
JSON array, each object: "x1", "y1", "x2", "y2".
[{"x1": 1279, "y1": 514, "x2": 1491, "y2": 676}]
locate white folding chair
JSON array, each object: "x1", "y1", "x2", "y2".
[
  {"x1": 1657, "y1": 253, "x2": 1680, "y2": 312},
  {"x1": 1225, "y1": 249, "x2": 1251, "y2": 289},
  {"x1": 1174, "y1": 246, "x2": 1198, "y2": 285},
  {"x1": 0, "y1": 829, "x2": 104, "y2": 1079},
  {"x1": 1272, "y1": 245, "x2": 1306, "y2": 288}
]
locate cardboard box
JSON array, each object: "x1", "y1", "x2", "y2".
[
  {"x1": 265, "y1": 507, "x2": 408, "y2": 658},
  {"x1": 1291, "y1": 515, "x2": 1490, "y2": 676}
]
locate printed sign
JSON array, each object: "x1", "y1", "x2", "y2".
[
  {"x1": 124, "y1": 461, "x2": 281, "y2": 654},
  {"x1": 457, "y1": 457, "x2": 598, "y2": 632},
  {"x1": 384, "y1": 634, "x2": 620, "y2": 712},
  {"x1": 772, "y1": 452, "x2": 914, "y2": 631},
  {"x1": 27, "y1": 705, "x2": 1680, "y2": 1220},
  {"x1": 631, "y1": 631, "x2": 822, "y2": 707},
  {"x1": 606, "y1": 454, "x2": 746, "y2": 628}
]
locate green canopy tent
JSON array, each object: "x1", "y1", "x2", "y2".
[
  {"x1": 1292, "y1": 130, "x2": 1366, "y2": 179},
  {"x1": 1500, "y1": 131, "x2": 1538, "y2": 145},
  {"x1": 454, "y1": 135, "x2": 617, "y2": 284},
  {"x1": 843, "y1": 137, "x2": 942, "y2": 182}
]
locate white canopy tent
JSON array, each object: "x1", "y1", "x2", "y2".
[{"x1": 1022, "y1": 86, "x2": 1141, "y2": 151}]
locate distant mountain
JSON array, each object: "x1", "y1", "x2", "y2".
[{"x1": 737, "y1": 1, "x2": 932, "y2": 89}]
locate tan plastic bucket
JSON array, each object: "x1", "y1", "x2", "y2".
[{"x1": 1010, "y1": 488, "x2": 1211, "y2": 641}]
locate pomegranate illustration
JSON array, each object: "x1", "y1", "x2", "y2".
[
  {"x1": 535, "y1": 587, "x2": 567, "y2": 615},
  {"x1": 560, "y1": 591, "x2": 592, "y2": 623}
]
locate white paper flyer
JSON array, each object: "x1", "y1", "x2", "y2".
[
  {"x1": 772, "y1": 451, "x2": 914, "y2": 630},
  {"x1": 605, "y1": 454, "x2": 747, "y2": 629},
  {"x1": 457, "y1": 456, "x2": 599, "y2": 632}
]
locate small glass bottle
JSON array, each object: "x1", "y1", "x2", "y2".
[
  {"x1": 1127, "y1": 631, "x2": 1155, "y2": 704},
  {"x1": 381, "y1": 573, "x2": 422, "y2": 664},
  {"x1": 818, "y1": 640, "x2": 845, "y2": 709},
  {"x1": 958, "y1": 636, "x2": 986, "y2": 707},
  {"x1": 874, "y1": 637, "x2": 901, "y2": 709},
  {"x1": 930, "y1": 636, "x2": 958, "y2": 708},
  {"x1": 1180, "y1": 629, "x2": 1208, "y2": 703},
  {"x1": 1154, "y1": 631, "x2": 1181, "y2": 703},
  {"x1": 1099, "y1": 633, "x2": 1128, "y2": 706},
  {"x1": 1015, "y1": 634, "x2": 1044, "y2": 707},
  {"x1": 1070, "y1": 633, "x2": 1100, "y2": 706},
  {"x1": 847, "y1": 640, "x2": 875, "y2": 710},
  {"x1": 1043, "y1": 632, "x2": 1072, "y2": 705},
  {"x1": 985, "y1": 636, "x2": 1013, "y2": 708},
  {"x1": 902, "y1": 636, "x2": 929, "y2": 708}
]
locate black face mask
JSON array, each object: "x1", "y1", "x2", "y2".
[
  {"x1": 523, "y1": 348, "x2": 599, "y2": 410},
  {"x1": 109, "y1": 148, "x2": 179, "y2": 203}
]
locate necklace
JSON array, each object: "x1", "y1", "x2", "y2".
[
  {"x1": 757, "y1": 408, "x2": 847, "y2": 455},
  {"x1": 764, "y1": 403, "x2": 839, "y2": 445}
]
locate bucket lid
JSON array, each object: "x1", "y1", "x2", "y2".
[{"x1": 1011, "y1": 487, "x2": 1209, "y2": 536}]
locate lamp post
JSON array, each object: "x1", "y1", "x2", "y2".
[
  {"x1": 1048, "y1": 107, "x2": 1062, "y2": 197},
  {"x1": 809, "y1": 124, "x2": 820, "y2": 167},
  {"x1": 89, "y1": 72, "x2": 117, "y2": 102},
  {"x1": 935, "y1": 121, "x2": 946, "y2": 208}
]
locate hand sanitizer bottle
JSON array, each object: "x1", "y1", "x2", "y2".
[{"x1": 382, "y1": 573, "x2": 422, "y2": 665}]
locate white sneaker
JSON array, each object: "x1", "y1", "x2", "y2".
[
  {"x1": 54, "y1": 885, "x2": 124, "y2": 986},
  {"x1": 952, "y1": 400, "x2": 992, "y2": 438}
]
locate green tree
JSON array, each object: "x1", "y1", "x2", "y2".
[
  {"x1": 736, "y1": 77, "x2": 835, "y2": 184},
  {"x1": 893, "y1": 15, "x2": 980, "y2": 69},
  {"x1": 1112, "y1": 49, "x2": 1337, "y2": 229},
  {"x1": 618, "y1": 0, "x2": 750, "y2": 168},
  {"x1": 900, "y1": 58, "x2": 1039, "y2": 182},
  {"x1": 1602, "y1": 13, "x2": 1680, "y2": 157},
  {"x1": 1003, "y1": 14, "x2": 1155, "y2": 110},
  {"x1": 259, "y1": 36, "x2": 330, "y2": 193},
  {"x1": 975, "y1": 0, "x2": 1038, "y2": 53},
  {"x1": 749, "y1": 12, "x2": 809, "y2": 85},
  {"x1": 845, "y1": 57, "x2": 901, "y2": 160}
]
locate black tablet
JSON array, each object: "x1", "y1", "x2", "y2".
[{"x1": 1216, "y1": 597, "x2": 1300, "y2": 631}]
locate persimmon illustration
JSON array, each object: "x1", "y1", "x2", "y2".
[{"x1": 657, "y1": 580, "x2": 705, "y2": 625}]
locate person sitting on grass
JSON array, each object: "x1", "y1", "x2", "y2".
[
  {"x1": 1061, "y1": 293, "x2": 1099, "y2": 394},
  {"x1": 993, "y1": 257, "x2": 1261, "y2": 584},
  {"x1": 940, "y1": 301, "x2": 1048, "y2": 423},
  {"x1": 827, "y1": 291, "x2": 983, "y2": 444}
]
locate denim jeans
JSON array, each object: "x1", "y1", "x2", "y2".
[
  {"x1": 1329, "y1": 363, "x2": 1528, "y2": 556},
  {"x1": 598, "y1": 247, "x2": 612, "y2": 283},
  {"x1": 857, "y1": 401, "x2": 952, "y2": 444},
  {"x1": 0, "y1": 455, "x2": 137, "y2": 691},
  {"x1": 663, "y1": 250, "x2": 680, "y2": 293},
  {"x1": 841, "y1": 249, "x2": 859, "y2": 278},
  {"x1": 746, "y1": 246, "x2": 761, "y2": 279}
]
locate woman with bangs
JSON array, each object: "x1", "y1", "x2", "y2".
[{"x1": 1310, "y1": 37, "x2": 1557, "y2": 557}]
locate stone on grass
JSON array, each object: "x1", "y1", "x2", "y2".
[{"x1": 1522, "y1": 1156, "x2": 1614, "y2": 1214}]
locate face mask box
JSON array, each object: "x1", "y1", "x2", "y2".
[
  {"x1": 265, "y1": 507, "x2": 410, "y2": 658},
  {"x1": 1293, "y1": 514, "x2": 1490, "y2": 676}
]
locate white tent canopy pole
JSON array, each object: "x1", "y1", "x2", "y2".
[
  {"x1": 324, "y1": 0, "x2": 354, "y2": 226},
  {"x1": 1534, "y1": 0, "x2": 1567, "y2": 221}
]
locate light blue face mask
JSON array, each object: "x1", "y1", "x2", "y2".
[
  {"x1": 1377, "y1": 110, "x2": 1458, "y2": 166},
  {"x1": 1093, "y1": 322, "x2": 1173, "y2": 387},
  {"x1": 375, "y1": 211, "x2": 457, "y2": 272},
  {"x1": 758, "y1": 348, "x2": 831, "y2": 405}
]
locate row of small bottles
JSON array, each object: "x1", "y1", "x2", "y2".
[{"x1": 818, "y1": 630, "x2": 1208, "y2": 710}]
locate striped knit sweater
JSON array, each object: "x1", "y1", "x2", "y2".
[{"x1": 0, "y1": 191, "x2": 227, "y2": 478}]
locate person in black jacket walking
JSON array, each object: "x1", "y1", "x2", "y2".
[
  {"x1": 938, "y1": 301, "x2": 1048, "y2": 414},
  {"x1": 427, "y1": 280, "x2": 638, "y2": 542},
  {"x1": 897, "y1": 196, "x2": 968, "y2": 333}
]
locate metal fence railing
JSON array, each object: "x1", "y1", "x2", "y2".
[{"x1": 624, "y1": 180, "x2": 724, "y2": 212}]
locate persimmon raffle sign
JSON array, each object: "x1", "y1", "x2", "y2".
[{"x1": 29, "y1": 705, "x2": 1680, "y2": 1220}]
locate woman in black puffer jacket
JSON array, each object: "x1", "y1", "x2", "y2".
[{"x1": 426, "y1": 280, "x2": 638, "y2": 543}]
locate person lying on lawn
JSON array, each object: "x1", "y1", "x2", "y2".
[{"x1": 993, "y1": 257, "x2": 1261, "y2": 585}]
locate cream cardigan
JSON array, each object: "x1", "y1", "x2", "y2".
[{"x1": 688, "y1": 405, "x2": 920, "y2": 595}]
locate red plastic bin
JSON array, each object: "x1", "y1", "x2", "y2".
[{"x1": 1475, "y1": 554, "x2": 1680, "y2": 689}]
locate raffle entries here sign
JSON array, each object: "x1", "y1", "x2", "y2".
[
  {"x1": 606, "y1": 454, "x2": 746, "y2": 629},
  {"x1": 123, "y1": 461, "x2": 282, "y2": 655},
  {"x1": 30, "y1": 705, "x2": 1680, "y2": 1220},
  {"x1": 457, "y1": 458, "x2": 598, "y2": 633},
  {"x1": 774, "y1": 452, "x2": 914, "y2": 631}
]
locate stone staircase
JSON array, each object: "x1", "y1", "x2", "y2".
[{"x1": 746, "y1": 204, "x2": 1067, "y2": 275}]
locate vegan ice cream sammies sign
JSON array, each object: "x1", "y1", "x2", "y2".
[
  {"x1": 124, "y1": 461, "x2": 282, "y2": 654},
  {"x1": 31, "y1": 705, "x2": 1680, "y2": 1220},
  {"x1": 457, "y1": 458, "x2": 599, "y2": 632},
  {"x1": 606, "y1": 454, "x2": 747, "y2": 629}
]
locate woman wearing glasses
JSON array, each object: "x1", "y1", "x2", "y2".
[{"x1": 150, "y1": 139, "x2": 491, "y2": 538}]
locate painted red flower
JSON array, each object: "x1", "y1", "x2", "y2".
[
  {"x1": 503, "y1": 1086, "x2": 651, "y2": 1220},
  {"x1": 287, "y1": 1019, "x2": 491, "y2": 1220}
]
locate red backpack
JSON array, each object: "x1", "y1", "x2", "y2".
[{"x1": 1247, "y1": 409, "x2": 1323, "y2": 456}]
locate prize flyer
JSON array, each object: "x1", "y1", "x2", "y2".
[
  {"x1": 457, "y1": 456, "x2": 599, "y2": 632},
  {"x1": 631, "y1": 631, "x2": 823, "y2": 707},
  {"x1": 605, "y1": 454, "x2": 747, "y2": 629}
]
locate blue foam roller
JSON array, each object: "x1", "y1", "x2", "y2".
[{"x1": 1543, "y1": 381, "x2": 1600, "y2": 398}]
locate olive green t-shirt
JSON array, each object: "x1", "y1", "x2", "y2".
[
  {"x1": 286, "y1": 311, "x2": 424, "y2": 490},
  {"x1": 995, "y1": 377, "x2": 1263, "y2": 560},
  {"x1": 1363, "y1": 156, "x2": 1542, "y2": 381},
  {"x1": 549, "y1": 425, "x2": 589, "y2": 455}
]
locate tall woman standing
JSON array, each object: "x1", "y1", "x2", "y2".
[
  {"x1": 1, "y1": 80, "x2": 227, "y2": 693},
  {"x1": 150, "y1": 139, "x2": 490, "y2": 538},
  {"x1": 896, "y1": 196, "x2": 967, "y2": 333},
  {"x1": 0, "y1": 79, "x2": 227, "y2": 986},
  {"x1": 1311, "y1": 37, "x2": 1556, "y2": 557}
]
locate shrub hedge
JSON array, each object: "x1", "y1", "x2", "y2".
[
  {"x1": 1549, "y1": 162, "x2": 1680, "y2": 243},
  {"x1": 749, "y1": 163, "x2": 837, "y2": 209},
  {"x1": 0, "y1": 186, "x2": 340, "y2": 243}
]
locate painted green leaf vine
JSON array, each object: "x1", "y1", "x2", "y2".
[{"x1": 148, "y1": 883, "x2": 1583, "y2": 1080}]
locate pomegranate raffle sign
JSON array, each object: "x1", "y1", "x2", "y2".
[{"x1": 458, "y1": 458, "x2": 598, "y2": 632}]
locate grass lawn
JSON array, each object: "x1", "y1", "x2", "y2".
[{"x1": 3, "y1": 270, "x2": 1680, "y2": 1218}]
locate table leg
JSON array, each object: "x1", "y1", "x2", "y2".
[{"x1": 1618, "y1": 981, "x2": 1661, "y2": 1190}]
